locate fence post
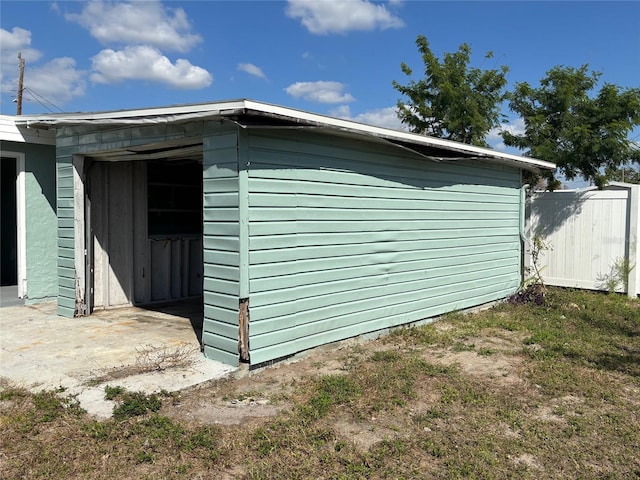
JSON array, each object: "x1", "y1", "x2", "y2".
[{"x1": 627, "y1": 184, "x2": 639, "y2": 298}]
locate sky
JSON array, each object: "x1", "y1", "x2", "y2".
[{"x1": 1, "y1": 0, "x2": 639, "y2": 160}]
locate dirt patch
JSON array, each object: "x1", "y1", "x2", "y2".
[
  {"x1": 174, "y1": 399, "x2": 285, "y2": 426},
  {"x1": 510, "y1": 452, "x2": 544, "y2": 470},
  {"x1": 332, "y1": 412, "x2": 405, "y2": 451},
  {"x1": 427, "y1": 350, "x2": 524, "y2": 386},
  {"x1": 419, "y1": 330, "x2": 527, "y2": 386},
  {"x1": 164, "y1": 330, "x2": 528, "y2": 429}
]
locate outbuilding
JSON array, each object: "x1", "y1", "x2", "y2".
[{"x1": 18, "y1": 99, "x2": 555, "y2": 366}]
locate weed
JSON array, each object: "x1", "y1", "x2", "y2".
[
  {"x1": 597, "y1": 257, "x2": 635, "y2": 293},
  {"x1": 83, "y1": 420, "x2": 111, "y2": 440},
  {"x1": 104, "y1": 384, "x2": 126, "y2": 400},
  {"x1": 477, "y1": 347, "x2": 496, "y2": 356},
  {"x1": 300, "y1": 375, "x2": 361, "y2": 420},
  {"x1": 135, "y1": 343, "x2": 195, "y2": 372},
  {"x1": 510, "y1": 235, "x2": 550, "y2": 305},
  {"x1": 371, "y1": 349, "x2": 401, "y2": 362},
  {"x1": 112, "y1": 390, "x2": 162, "y2": 420}
]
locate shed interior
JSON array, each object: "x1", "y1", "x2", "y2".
[{"x1": 85, "y1": 155, "x2": 203, "y2": 312}]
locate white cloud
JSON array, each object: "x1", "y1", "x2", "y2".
[
  {"x1": 487, "y1": 118, "x2": 525, "y2": 151},
  {"x1": 23, "y1": 57, "x2": 86, "y2": 103},
  {"x1": 1, "y1": 26, "x2": 33, "y2": 52},
  {"x1": 330, "y1": 104, "x2": 405, "y2": 130},
  {"x1": 0, "y1": 27, "x2": 42, "y2": 64},
  {"x1": 65, "y1": 0, "x2": 202, "y2": 53},
  {"x1": 285, "y1": 0, "x2": 404, "y2": 35},
  {"x1": 237, "y1": 63, "x2": 267, "y2": 79},
  {"x1": 1, "y1": 27, "x2": 84, "y2": 107},
  {"x1": 90, "y1": 46, "x2": 212, "y2": 89},
  {"x1": 285, "y1": 81, "x2": 355, "y2": 103}
]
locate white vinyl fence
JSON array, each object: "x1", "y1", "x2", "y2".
[{"x1": 526, "y1": 182, "x2": 640, "y2": 297}]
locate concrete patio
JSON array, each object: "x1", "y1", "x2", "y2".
[{"x1": 0, "y1": 299, "x2": 236, "y2": 418}]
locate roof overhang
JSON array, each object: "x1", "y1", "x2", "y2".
[{"x1": 14, "y1": 99, "x2": 555, "y2": 172}]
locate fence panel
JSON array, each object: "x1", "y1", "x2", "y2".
[{"x1": 527, "y1": 183, "x2": 639, "y2": 296}]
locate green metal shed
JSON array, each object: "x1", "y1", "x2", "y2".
[{"x1": 19, "y1": 100, "x2": 555, "y2": 367}]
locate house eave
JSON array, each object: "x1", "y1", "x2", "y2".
[{"x1": 14, "y1": 99, "x2": 556, "y2": 173}]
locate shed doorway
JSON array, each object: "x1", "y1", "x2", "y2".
[{"x1": 86, "y1": 159, "x2": 203, "y2": 312}]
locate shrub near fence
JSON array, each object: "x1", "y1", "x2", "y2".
[{"x1": 526, "y1": 182, "x2": 640, "y2": 297}]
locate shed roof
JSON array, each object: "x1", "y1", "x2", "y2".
[
  {"x1": 14, "y1": 99, "x2": 555, "y2": 173},
  {"x1": 0, "y1": 114, "x2": 56, "y2": 145}
]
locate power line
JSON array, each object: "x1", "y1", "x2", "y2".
[{"x1": 22, "y1": 87, "x2": 64, "y2": 113}]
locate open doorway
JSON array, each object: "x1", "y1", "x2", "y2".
[
  {"x1": 0, "y1": 155, "x2": 25, "y2": 307},
  {"x1": 1, "y1": 157, "x2": 18, "y2": 287},
  {"x1": 86, "y1": 158, "x2": 203, "y2": 312}
]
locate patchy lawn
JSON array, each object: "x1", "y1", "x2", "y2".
[{"x1": 1, "y1": 288, "x2": 639, "y2": 479}]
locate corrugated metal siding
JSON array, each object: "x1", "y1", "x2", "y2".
[
  {"x1": 202, "y1": 123, "x2": 241, "y2": 365},
  {"x1": 245, "y1": 131, "x2": 522, "y2": 364},
  {"x1": 56, "y1": 150, "x2": 76, "y2": 317}
]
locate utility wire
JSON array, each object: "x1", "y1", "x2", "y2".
[{"x1": 22, "y1": 87, "x2": 64, "y2": 113}]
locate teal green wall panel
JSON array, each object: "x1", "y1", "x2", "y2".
[
  {"x1": 203, "y1": 345, "x2": 238, "y2": 366},
  {"x1": 203, "y1": 249, "x2": 239, "y2": 266},
  {"x1": 204, "y1": 277, "x2": 240, "y2": 297},
  {"x1": 243, "y1": 129, "x2": 522, "y2": 365},
  {"x1": 248, "y1": 284, "x2": 514, "y2": 365},
  {"x1": 250, "y1": 237, "x2": 518, "y2": 265},
  {"x1": 250, "y1": 264, "x2": 517, "y2": 324},
  {"x1": 56, "y1": 152, "x2": 75, "y2": 318},
  {"x1": 201, "y1": 315, "x2": 238, "y2": 340},
  {"x1": 201, "y1": 124, "x2": 241, "y2": 366},
  {"x1": 203, "y1": 222, "x2": 240, "y2": 237},
  {"x1": 203, "y1": 304, "x2": 238, "y2": 328}
]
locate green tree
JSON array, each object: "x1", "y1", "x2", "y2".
[
  {"x1": 604, "y1": 163, "x2": 640, "y2": 184},
  {"x1": 393, "y1": 35, "x2": 509, "y2": 147},
  {"x1": 502, "y1": 65, "x2": 640, "y2": 188}
]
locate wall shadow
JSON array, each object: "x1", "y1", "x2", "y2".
[
  {"x1": 528, "y1": 190, "x2": 592, "y2": 238},
  {"x1": 141, "y1": 297, "x2": 204, "y2": 348}
]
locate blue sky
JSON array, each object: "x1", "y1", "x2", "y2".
[{"x1": 1, "y1": 0, "x2": 639, "y2": 158}]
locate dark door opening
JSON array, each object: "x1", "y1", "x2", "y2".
[{"x1": 1, "y1": 157, "x2": 18, "y2": 286}]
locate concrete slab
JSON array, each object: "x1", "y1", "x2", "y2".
[
  {"x1": 0, "y1": 285, "x2": 23, "y2": 308},
  {"x1": 0, "y1": 301, "x2": 236, "y2": 418}
]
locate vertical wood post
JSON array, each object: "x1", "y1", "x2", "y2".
[{"x1": 238, "y1": 298, "x2": 250, "y2": 362}]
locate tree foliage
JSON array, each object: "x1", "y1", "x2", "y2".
[
  {"x1": 502, "y1": 65, "x2": 640, "y2": 188},
  {"x1": 393, "y1": 35, "x2": 509, "y2": 147},
  {"x1": 604, "y1": 163, "x2": 640, "y2": 184}
]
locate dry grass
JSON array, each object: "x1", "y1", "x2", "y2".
[{"x1": 1, "y1": 288, "x2": 639, "y2": 479}]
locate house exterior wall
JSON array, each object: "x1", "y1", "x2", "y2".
[
  {"x1": 242, "y1": 130, "x2": 523, "y2": 365},
  {"x1": 1, "y1": 140, "x2": 57, "y2": 303}
]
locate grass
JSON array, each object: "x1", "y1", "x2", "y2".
[{"x1": 1, "y1": 288, "x2": 639, "y2": 479}]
